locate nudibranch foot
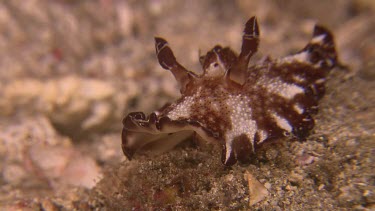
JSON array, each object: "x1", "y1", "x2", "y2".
[{"x1": 122, "y1": 16, "x2": 337, "y2": 166}]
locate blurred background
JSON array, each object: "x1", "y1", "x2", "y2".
[{"x1": 0, "y1": 0, "x2": 374, "y2": 210}]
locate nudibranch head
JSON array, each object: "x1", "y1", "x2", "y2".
[
  {"x1": 122, "y1": 16, "x2": 337, "y2": 165},
  {"x1": 200, "y1": 45, "x2": 238, "y2": 78}
]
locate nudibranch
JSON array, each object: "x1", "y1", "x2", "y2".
[{"x1": 122, "y1": 17, "x2": 337, "y2": 166}]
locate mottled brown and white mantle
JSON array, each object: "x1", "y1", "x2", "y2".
[{"x1": 122, "y1": 17, "x2": 337, "y2": 166}]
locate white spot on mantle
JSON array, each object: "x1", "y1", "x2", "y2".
[
  {"x1": 281, "y1": 51, "x2": 309, "y2": 64},
  {"x1": 257, "y1": 130, "x2": 268, "y2": 144},
  {"x1": 293, "y1": 104, "x2": 304, "y2": 114},
  {"x1": 311, "y1": 34, "x2": 325, "y2": 44},
  {"x1": 271, "y1": 112, "x2": 292, "y2": 132},
  {"x1": 261, "y1": 77, "x2": 304, "y2": 100}
]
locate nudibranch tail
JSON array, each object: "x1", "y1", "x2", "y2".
[
  {"x1": 305, "y1": 25, "x2": 337, "y2": 70},
  {"x1": 122, "y1": 17, "x2": 338, "y2": 166}
]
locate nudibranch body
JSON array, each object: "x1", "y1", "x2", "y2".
[{"x1": 122, "y1": 17, "x2": 337, "y2": 166}]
